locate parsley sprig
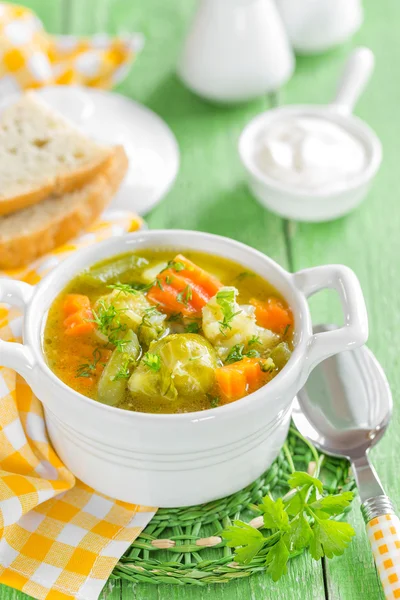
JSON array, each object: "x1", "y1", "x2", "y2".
[
  {"x1": 216, "y1": 289, "x2": 241, "y2": 334},
  {"x1": 91, "y1": 300, "x2": 128, "y2": 351},
  {"x1": 225, "y1": 343, "x2": 260, "y2": 364},
  {"x1": 143, "y1": 352, "x2": 161, "y2": 372},
  {"x1": 222, "y1": 470, "x2": 355, "y2": 581},
  {"x1": 107, "y1": 283, "x2": 138, "y2": 296}
]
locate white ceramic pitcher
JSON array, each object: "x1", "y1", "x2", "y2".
[{"x1": 177, "y1": 0, "x2": 294, "y2": 104}]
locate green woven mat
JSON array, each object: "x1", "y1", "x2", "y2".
[{"x1": 111, "y1": 428, "x2": 355, "y2": 585}]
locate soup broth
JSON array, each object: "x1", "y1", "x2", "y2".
[{"x1": 44, "y1": 249, "x2": 294, "y2": 413}]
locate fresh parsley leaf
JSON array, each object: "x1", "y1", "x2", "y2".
[
  {"x1": 143, "y1": 352, "x2": 161, "y2": 372},
  {"x1": 177, "y1": 285, "x2": 192, "y2": 306},
  {"x1": 216, "y1": 289, "x2": 241, "y2": 334},
  {"x1": 265, "y1": 539, "x2": 289, "y2": 582},
  {"x1": 248, "y1": 335, "x2": 262, "y2": 347},
  {"x1": 310, "y1": 492, "x2": 354, "y2": 517},
  {"x1": 76, "y1": 348, "x2": 102, "y2": 378},
  {"x1": 284, "y1": 488, "x2": 308, "y2": 517},
  {"x1": 185, "y1": 320, "x2": 200, "y2": 334},
  {"x1": 225, "y1": 344, "x2": 245, "y2": 364},
  {"x1": 222, "y1": 520, "x2": 265, "y2": 564},
  {"x1": 309, "y1": 519, "x2": 355, "y2": 560},
  {"x1": 285, "y1": 514, "x2": 312, "y2": 552},
  {"x1": 259, "y1": 497, "x2": 289, "y2": 531},
  {"x1": 288, "y1": 472, "x2": 324, "y2": 494},
  {"x1": 225, "y1": 344, "x2": 260, "y2": 364},
  {"x1": 169, "y1": 261, "x2": 185, "y2": 272},
  {"x1": 107, "y1": 283, "x2": 138, "y2": 295},
  {"x1": 220, "y1": 469, "x2": 355, "y2": 582}
]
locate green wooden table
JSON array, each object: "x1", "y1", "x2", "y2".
[{"x1": 3, "y1": 0, "x2": 399, "y2": 598}]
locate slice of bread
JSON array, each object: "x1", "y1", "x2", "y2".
[
  {"x1": 0, "y1": 93, "x2": 113, "y2": 216},
  {"x1": 0, "y1": 145, "x2": 128, "y2": 270}
]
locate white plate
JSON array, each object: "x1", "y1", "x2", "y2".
[{"x1": 0, "y1": 86, "x2": 180, "y2": 215}]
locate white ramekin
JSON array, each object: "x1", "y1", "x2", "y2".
[
  {"x1": 0, "y1": 230, "x2": 368, "y2": 507},
  {"x1": 239, "y1": 105, "x2": 382, "y2": 222},
  {"x1": 239, "y1": 48, "x2": 382, "y2": 222}
]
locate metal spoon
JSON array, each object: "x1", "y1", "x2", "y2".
[{"x1": 293, "y1": 325, "x2": 400, "y2": 599}]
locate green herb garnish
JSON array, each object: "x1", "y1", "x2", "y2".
[
  {"x1": 130, "y1": 281, "x2": 155, "y2": 293},
  {"x1": 222, "y1": 471, "x2": 355, "y2": 582},
  {"x1": 169, "y1": 260, "x2": 185, "y2": 272},
  {"x1": 225, "y1": 343, "x2": 260, "y2": 364},
  {"x1": 210, "y1": 396, "x2": 220, "y2": 408},
  {"x1": 76, "y1": 348, "x2": 102, "y2": 378},
  {"x1": 111, "y1": 355, "x2": 135, "y2": 381},
  {"x1": 216, "y1": 289, "x2": 241, "y2": 334},
  {"x1": 90, "y1": 300, "x2": 127, "y2": 351},
  {"x1": 283, "y1": 324, "x2": 291, "y2": 338},
  {"x1": 248, "y1": 335, "x2": 262, "y2": 347},
  {"x1": 107, "y1": 283, "x2": 138, "y2": 296},
  {"x1": 177, "y1": 285, "x2": 192, "y2": 307},
  {"x1": 143, "y1": 352, "x2": 161, "y2": 372},
  {"x1": 156, "y1": 278, "x2": 163, "y2": 290},
  {"x1": 185, "y1": 320, "x2": 200, "y2": 334}
]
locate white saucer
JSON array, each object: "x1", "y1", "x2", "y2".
[{"x1": 0, "y1": 86, "x2": 180, "y2": 215}]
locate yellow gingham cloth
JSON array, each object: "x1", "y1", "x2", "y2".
[
  {"x1": 0, "y1": 211, "x2": 157, "y2": 600},
  {"x1": 0, "y1": 2, "x2": 143, "y2": 95}
]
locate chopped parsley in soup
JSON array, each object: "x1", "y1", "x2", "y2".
[{"x1": 43, "y1": 250, "x2": 294, "y2": 413}]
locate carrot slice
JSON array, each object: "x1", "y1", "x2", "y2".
[
  {"x1": 147, "y1": 281, "x2": 198, "y2": 316},
  {"x1": 216, "y1": 357, "x2": 268, "y2": 402},
  {"x1": 250, "y1": 297, "x2": 293, "y2": 334},
  {"x1": 174, "y1": 254, "x2": 223, "y2": 297},
  {"x1": 147, "y1": 254, "x2": 223, "y2": 315},
  {"x1": 64, "y1": 308, "x2": 95, "y2": 336},
  {"x1": 215, "y1": 367, "x2": 247, "y2": 402},
  {"x1": 63, "y1": 294, "x2": 91, "y2": 316}
]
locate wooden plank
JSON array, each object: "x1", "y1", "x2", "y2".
[{"x1": 281, "y1": 0, "x2": 399, "y2": 598}]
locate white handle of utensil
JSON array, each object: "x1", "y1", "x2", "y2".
[{"x1": 330, "y1": 47, "x2": 375, "y2": 115}]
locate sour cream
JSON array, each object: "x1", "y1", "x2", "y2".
[{"x1": 256, "y1": 116, "x2": 367, "y2": 193}]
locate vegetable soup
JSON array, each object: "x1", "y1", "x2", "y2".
[{"x1": 43, "y1": 250, "x2": 294, "y2": 413}]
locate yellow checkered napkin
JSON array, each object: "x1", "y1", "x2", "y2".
[
  {"x1": 0, "y1": 211, "x2": 157, "y2": 600},
  {"x1": 0, "y1": 2, "x2": 143, "y2": 95}
]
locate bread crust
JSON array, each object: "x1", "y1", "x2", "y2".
[
  {"x1": 0, "y1": 151, "x2": 113, "y2": 217},
  {"x1": 0, "y1": 146, "x2": 128, "y2": 269}
]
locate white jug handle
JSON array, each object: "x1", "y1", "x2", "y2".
[
  {"x1": 0, "y1": 279, "x2": 36, "y2": 379},
  {"x1": 330, "y1": 47, "x2": 375, "y2": 115},
  {"x1": 293, "y1": 265, "x2": 368, "y2": 376}
]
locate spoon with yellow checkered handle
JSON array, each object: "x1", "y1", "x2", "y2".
[{"x1": 293, "y1": 325, "x2": 399, "y2": 599}]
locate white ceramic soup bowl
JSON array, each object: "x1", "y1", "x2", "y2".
[{"x1": 0, "y1": 230, "x2": 368, "y2": 507}]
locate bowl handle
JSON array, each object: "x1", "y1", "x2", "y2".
[
  {"x1": 0, "y1": 279, "x2": 36, "y2": 379},
  {"x1": 293, "y1": 265, "x2": 368, "y2": 376}
]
